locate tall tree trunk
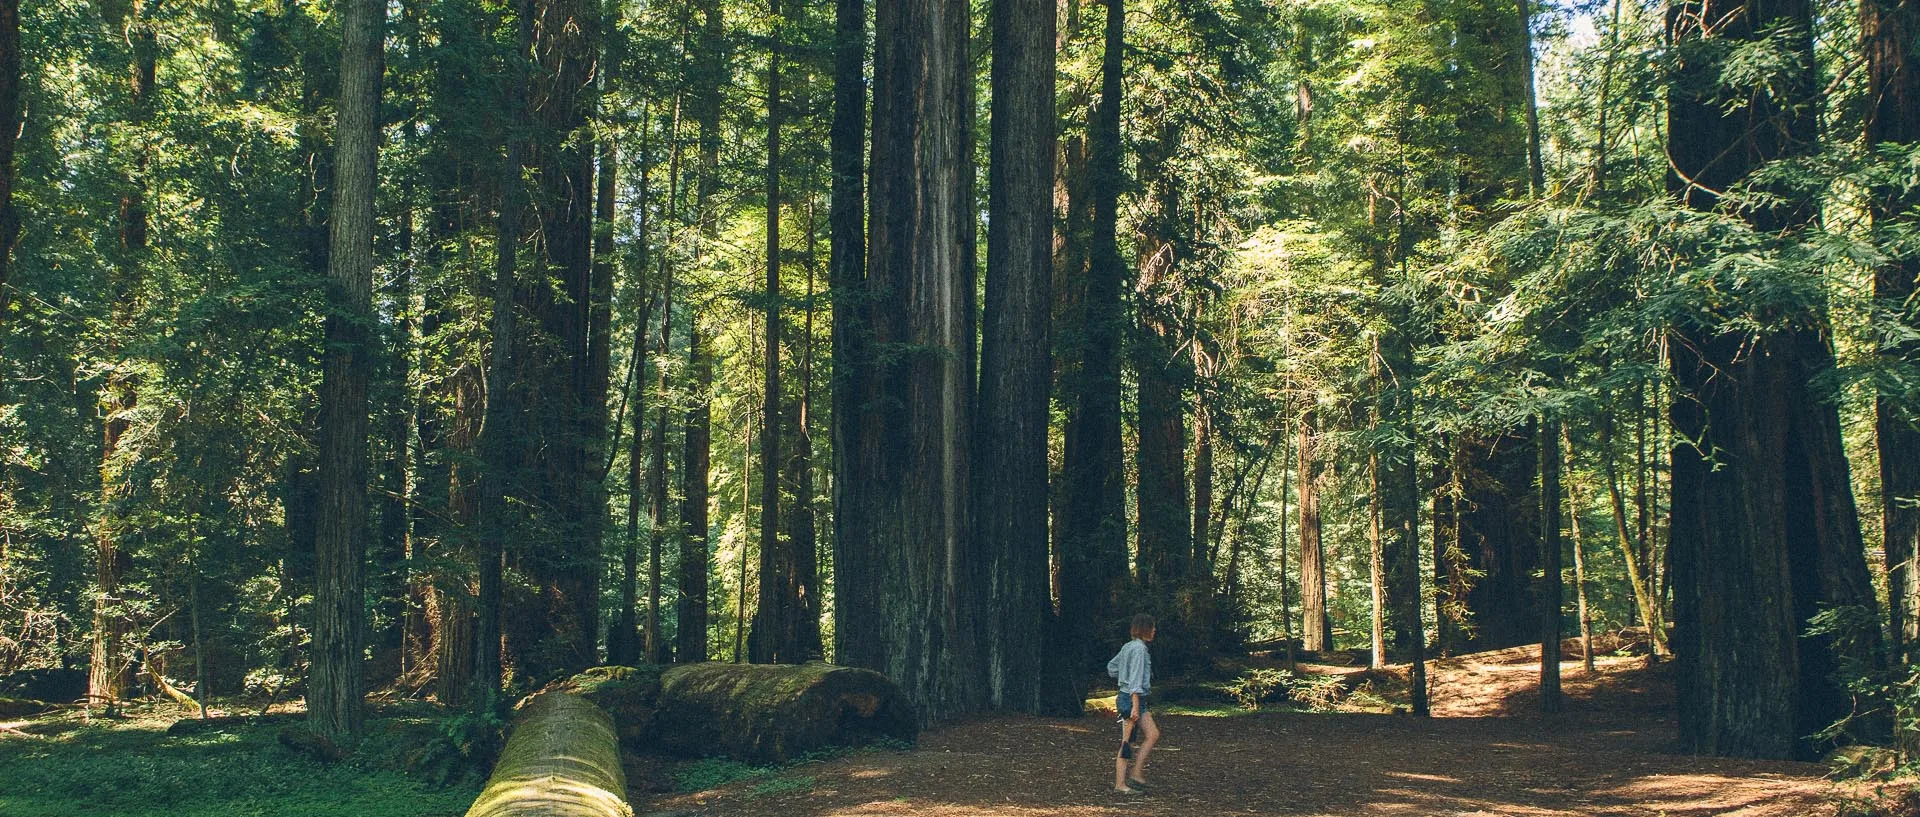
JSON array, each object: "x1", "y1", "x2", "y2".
[
  {"x1": 784, "y1": 224, "x2": 821, "y2": 660},
  {"x1": 676, "y1": 0, "x2": 725, "y2": 667},
  {"x1": 1601, "y1": 409, "x2": 1667, "y2": 654},
  {"x1": 1539, "y1": 419, "x2": 1563, "y2": 713},
  {"x1": 437, "y1": 366, "x2": 481, "y2": 707},
  {"x1": 750, "y1": 0, "x2": 796, "y2": 663},
  {"x1": 1044, "y1": 0, "x2": 1128, "y2": 715},
  {"x1": 837, "y1": 0, "x2": 979, "y2": 724},
  {"x1": 976, "y1": 0, "x2": 1054, "y2": 713},
  {"x1": 609, "y1": 122, "x2": 649, "y2": 667},
  {"x1": 91, "y1": 0, "x2": 158, "y2": 718},
  {"x1": 647, "y1": 93, "x2": 685, "y2": 666},
  {"x1": 1865, "y1": 0, "x2": 1920, "y2": 661},
  {"x1": 827, "y1": 0, "x2": 868, "y2": 676},
  {"x1": 1565, "y1": 428, "x2": 1595, "y2": 674},
  {"x1": 1133, "y1": 121, "x2": 1190, "y2": 605},
  {"x1": 476, "y1": 0, "x2": 535, "y2": 708},
  {"x1": 1298, "y1": 409, "x2": 1332, "y2": 654},
  {"x1": 1444, "y1": 430, "x2": 1541, "y2": 653},
  {"x1": 311, "y1": 0, "x2": 385, "y2": 741},
  {"x1": 0, "y1": 0, "x2": 17, "y2": 330},
  {"x1": 677, "y1": 324, "x2": 713, "y2": 662},
  {"x1": 1667, "y1": 0, "x2": 1883, "y2": 759}
]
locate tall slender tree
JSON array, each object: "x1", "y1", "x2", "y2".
[
  {"x1": 311, "y1": 0, "x2": 386, "y2": 742},
  {"x1": 0, "y1": 0, "x2": 16, "y2": 330},
  {"x1": 977, "y1": 0, "x2": 1055, "y2": 712}
]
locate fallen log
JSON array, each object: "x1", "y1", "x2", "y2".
[
  {"x1": 465, "y1": 691, "x2": 631, "y2": 817},
  {"x1": 542, "y1": 665, "x2": 662, "y2": 751},
  {"x1": 651, "y1": 661, "x2": 917, "y2": 764},
  {"x1": 0, "y1": 696, "x2": 51, "y2": 719}
]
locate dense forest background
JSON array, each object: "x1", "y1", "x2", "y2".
[{"x1": 1, "y1": 0, "x2": 1917, "y2": 766}]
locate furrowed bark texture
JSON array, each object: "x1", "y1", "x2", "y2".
[
  {"x1": 651, "y1": 662, "x2": 918, "y2": 763},
  {"x1": 1865, "y1": 0, "x2": 1920, "y2": 660},
  {"x1": 975, "y1": 0, "x2": 1055, "y2": 714},
  {"x1": 1666, "y1": 0, "x2": 1883, "y2": 759},
  {"x1": 311, "y1": 0, "x2": 385, "y2": 742},
  {"x1": 835, "y1": 0, "x2": 981, "y2": 725}
]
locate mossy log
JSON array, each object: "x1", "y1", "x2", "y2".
[
  {"x1": 652, "y1": 661, "x2": 917, "y2": 764},
  {"x1": 0, "y1": 696, "x2": 51, "y2": 719},
  {"x1": 543, "y1": 665, "x2": 662, "y2": 751},
  {"x1": 465, "y1": 691, "x2": 631, "y2": 817}
]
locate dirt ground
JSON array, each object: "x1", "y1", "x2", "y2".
[{"x1": 634, "y1": 652, "x2": 1886, "y2": 817}]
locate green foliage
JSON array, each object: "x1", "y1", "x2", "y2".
[
  {"x1": 1227, "y1": 668, "x2": 1287, "y2": 709},
  {"x1": 0, "y1": 714, "x2": 479, "y2": 817}
]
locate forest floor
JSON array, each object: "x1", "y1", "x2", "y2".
[{"x1": 634, "y1": 651, "x2": 1907, "y2": 817}]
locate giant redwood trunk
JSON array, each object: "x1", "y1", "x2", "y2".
[
  {"x1": 509, "y1": 0, "x2": 602, "y2": 679},
  {"x1": 1865, "y1": 0, "x2": 1920, "y2": 660},
  {"x1": 975, "y1": 0, "x2": 1055, "y2": 713},
  {"x1": 677, "y1": 326, "x2": 713, "y2": 662},
  {"x1": 835, "y1": 0, "x2": 981, "y2": 724},
  {"x1": 1667, "y1": 0, "x2": 1883, "y2": 759},
  {"x1": 1045, "y1": 0, "x2": 1129, "y2": 715},
  {"x1": 826, "y1": 0, "x2": 868, "y2": 688},
  {"x1": 311, "y1": 0, "x2": 385, "y2": 741}
]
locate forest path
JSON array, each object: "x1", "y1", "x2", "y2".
[{"x1": 633, "y1": 655, "x2": 1850, "y2": 816}]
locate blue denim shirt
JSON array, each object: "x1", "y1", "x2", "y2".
[{"x1": 1107, "y1": 638, "x2": 1152, "y2": 695}]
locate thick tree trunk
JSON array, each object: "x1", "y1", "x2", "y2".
[
  {"x1": 678, "y1": 326, "x2": 714, "y2": 662},
  {"x1": 836, "y1": 0, "x2": 980, "y2": 724},
  {"x1": 646, "y1": 97, "x2": 684, "y2": 666},
  {"x1": 976, "y1": 0, "x2": 1054, "y2": 714},
  {"x1": 310, "y1": 0, "x2": 384, "y2": 742},
  {"x1": 827, "y1": 0, "x2": 868, "y2": 678},
  {"x1": 1667, "y1": 0, "x2": 1883, "y2": 759},
  {"x1": 750, "y1": 5, "x2": 800, "y2": 664},
  {"x1": 651, "y1": 662, "x2": 918, "y2": 763},
  {"x1": 609, "y1": 130, "x2": 649, "y2": 668},
  {"x1": 1297, "y1": 409, "x2": 1333, "y2": 654},
  {"x1": 1133, "y1": 124, "x2": 1191, "y2": 605},
  {"x1": 437, "y1": 368, "x2": 482, "y2": 707},
  {"x1": 1441, "y1": 431, "x2": 1541, "y2": 653},
  {"x1": 1045, "y1": 0, "x2": 1129, "y2": 715},
  {"x1": 783, "y1": 251, "x2": 822, "y2": 660},
  {"x1": 1865, "y1": 0, "x2": 1920, "y2": 661},
  {"x1": 466, "y1": 693, "x2": 629, "y2": 817}
]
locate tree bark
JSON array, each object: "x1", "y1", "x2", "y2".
[
  {"x1": 750, "y1": 1, "x2": 799, "y2": 664},
  {"x1": 1864, "y1": 0, "x2": 1920, "y2": 661},
  {"x1": 827, "y1": 0, "x2": 868, "y2": 681},
  {"x1": 0, "y1": 0, "x2": 17, "y2": 330},
  {"x1": 1667, "y1": 0, "x2": 1884, "y2": 758},
  {"x1": 836, "y1": 0, "x2": 980, "y2": 724},
  {"x1": 1565, "y1": 428, "x2": 1595, "y2": 674},
  {"x1": 1045, "y1": 0, "x2": 1129, "y2": 715},
  {"x1": 677, "y1": 325, "x2": 713, "y2": 662},
  {"x1": 1298, "y1": 409, "x2": 1333, "y2": 654},
  {"x1": 1601, "y1": 410, "x2": 1667, "y2": 654},
  {"x1": 1539, "y1": 420, "x2": 1563, "y2": 712},
  {"x1": 311, "y1": 0, "x2": 385, "y2": 742}
]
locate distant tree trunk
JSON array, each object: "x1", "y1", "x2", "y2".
[
  {"x1": 311, "y1": 0, "x2": 385, "y2": 741},
  {"x1": 976, "y1": 0, "x2": 1054, "y2": 713},
  {"x1": 827, "y1": 0, "x2": 869, "y2": 667},
  {"x1": 1133, "y1": 122, "x2": 1191, "y2": 605},
  {"x1": 1445, "y1": 431, "x2": 1541, "y2": 653},
  {"x1": 91, "y1": 0, "x2": 158, "y2": 718},
  {"x1": 676, "y1": 0, "x2": 724, "y2": 667},
  {"x1": 437, "y1": 366, "x2": 481, "y2": 707},
  {"x1": 1045, "y1": 0, "x2": 1128, "y2": 715},
  {"x1": 1367, "y1": 454, "x2": 1387, "y2": 669},
  {"x1": 784, "y1": 234, "x2": 821, "y2": 660},
  {"x1": 1865, "y1": 0, "x2": 1920, "y2": 662},
  {"x1": 750, "y1": 0, "x2": 798, "y2": 663},
  {"x1": 1667, "y1": 0, "x2": 1883, "y2": 759},
  {"x1": 608, "y1": 124, "x2": 649, "y2": 667},
  {"x1": 1192, "y1": 403, "x2": 1214, "y2": 576},
  {"x1": 1601, "y1": 410, "x2": 1667, "y2": 654},
  {"x1": 646, "y1": 95, "x2": 684, "y2": 666},
  {"x1": 678, "y1": 325, "x2": 713, "y2": 662},
  {"x1": 836, "y1": 0, "x2": 980, "y2": 723},
  {"x1": 1433, "y1": 439, "x2": 1465, "y2": 656},
  {"x1": 0, "y1": 0, "x2": 17, "y2": 330},
  {"x1": 1565, "y1": 428, "x2": 1595, "y2": 674},
  {"x1": 1539, "y1": 419, "x2": 1563, "y2": 712},
  {"x1": 1298, "y1": 409, "x2": 1332, "y2": 654},
  {"x1": 476, "y1": 0, "x2": 535, "y2": 707}
]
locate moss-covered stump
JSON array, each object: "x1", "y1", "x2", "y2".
[
  {"x1": 542, "y1": 665, "x2": 662, "y2": 752},
  {"x1": 465, "y1": 692, "x2": 631, "y2": 817},
  {"x1": 652, "y1": 661, "x2": 917, "y2": 764}
]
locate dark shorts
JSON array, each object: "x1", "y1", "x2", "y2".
[{"x1": 1116, "y1": 693, "x2": 1149, "y2": 759}]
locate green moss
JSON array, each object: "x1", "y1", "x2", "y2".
[{"x1": 0, "y1": 711, "x2": 480, "y2": 817}]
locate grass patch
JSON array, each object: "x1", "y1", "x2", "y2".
[
  {"x1": 674, "y1": 758, "x2": 774, "y2": 791},
  {"x1": 748, "y1": 774, "x2": 817, "y2": 798},
  {"x1": 0, "y1": 709, "x2": 480, "y2": 817}
]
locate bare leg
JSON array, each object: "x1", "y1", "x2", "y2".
[
  {"x1": 1114, "y1": 718, "x2": 1135, "y2": 791},
  {"x1": 1129, "y1": 710, "x2": 1160, "y2": 784}
]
